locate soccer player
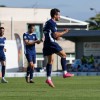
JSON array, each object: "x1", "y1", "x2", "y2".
[
  {"x1": 43, "y1": 8, "x2": 74, "y2": 88},
  {"x1": 0, "y1": 27, "x2": 8, "y2": 83},
  {"x1": 23, "y1": 24, "x2": 41, "y2": 83}
]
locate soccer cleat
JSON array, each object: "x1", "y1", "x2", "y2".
[
  {"x1": 46, "y1": 79, "x2": 55, "y2": 88},
  {"x1": 30, "y1": 80, "x2": 35, "y2": 83},
  {"x1": 1, "y1": 78, "x2": 8, "y2": 83},
  {"x1": 25, "y1": 76, "x2": 30, "y2": 83},
  {"x1": 63, "y1": 72, "x2": 74, "y2": 78}
]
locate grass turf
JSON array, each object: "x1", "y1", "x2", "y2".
[{"x1": 0, "y1": 76, "x2": 100, "y2": 100}]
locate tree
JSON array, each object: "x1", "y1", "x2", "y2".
[
  {"x1": 0, "y1": 5, "x2": 6, "y2": 7},
  {"x1": 86, "y1": 13, "x2": 100, "y2": 30}
]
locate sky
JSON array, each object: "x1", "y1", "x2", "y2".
[{"x1": 0, "y1": 0, "x2": 100, "y2": 21}]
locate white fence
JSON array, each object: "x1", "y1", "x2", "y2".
[{"x1": 0, "y1": 40, "x2": 20, "y2": 72}]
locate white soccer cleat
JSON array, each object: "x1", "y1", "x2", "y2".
[{"x1": 1, "y1": 78, "x2": 8, "y2": 83}]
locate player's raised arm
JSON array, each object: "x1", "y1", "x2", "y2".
[
  {"x1": 54, "y1": 28, "x2": 69, "y2": 39},
  {"x1": 47, "y1": 14, "x2": 69, "y2": 39}
]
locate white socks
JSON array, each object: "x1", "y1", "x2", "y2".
[
  {"x1": 63, "y1": 71, "x2": 67, "y2": 74},
  {"x1": 47, "y1": 76, "x2": 51, "y2": 80},
  {"x1": 2, "y1": 77, "x2": 4, "y2": 79},
  {"x1": 47, "y1": 71, "x2": 67, "y2": 80}
]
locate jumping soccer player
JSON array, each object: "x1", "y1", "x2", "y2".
[
  {"x1": 43, "y1": 8, "x2": 74, "y2": 88},
  {"x1": 0, "y1": 27, "x2": 8, "y2": 83},
  {"x1": 23, "y1": 24, "x2": 41, "y2": 83}
]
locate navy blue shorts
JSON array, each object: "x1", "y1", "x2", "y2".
[
  {"x1": 43, "y1": 42, "x2": 62, "y2": 56},
  {"x1": 25, "y1": 54, "x2": 36, "y2": 63},
  {"x1": 0, "y1": 53, "x2": 6, "y2": 61}
]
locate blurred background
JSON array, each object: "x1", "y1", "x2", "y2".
[{"x1": 0, "y1": 0, "x2": 100, "y2": 76}]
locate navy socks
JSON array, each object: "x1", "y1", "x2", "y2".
[
  {"x1": 26, "y1": 66, "x2": 34, "y2": 80},
  {"x1": 46, "y1": 64, "x2": 52, "y2": 77},
  {"x1": 26, "y1": 66, "x2": 30, "y2": 77},
  {"x1": 2, "y1": 66, "x2": 5, "y2": 78},
  {"x1": 61, "y1": 58, "x2": 67, "y2": 71},
  {"x1": 30, "y1": 67, "x2": 34, "y2": 80},
  {"x1": 45, "y1": 58, "x2": 67, "y2": 79}
]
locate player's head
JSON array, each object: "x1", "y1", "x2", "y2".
[
  {"x1": 0, "y1": 27, "x2": 5, "y2": 36},
  {"x1": 28, "y1": 24, "x2": 35, "y2": 33},
  {"x1": 50, "y1": 8, "x2": 60, "y2": 21}
]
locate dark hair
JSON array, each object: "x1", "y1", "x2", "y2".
[
  {"x1": 50, "y1": 8, "x2": 60, "y2": 18},
  {"x1": 28, "y1": 24, "x2": 35, "y2": 29},
  {"x1": 0, "y1": 27, "x2": 4, "y2": 30}
]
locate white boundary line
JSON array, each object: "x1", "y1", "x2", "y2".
[{"x1": 5, "y1": 72, "x2": 100, "y2": 77}]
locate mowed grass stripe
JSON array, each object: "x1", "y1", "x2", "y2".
[{"x1": 0, "y1": 76, "x2": 99, "y2": 100}]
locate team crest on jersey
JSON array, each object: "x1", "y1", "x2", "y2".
[{"x1": 24, "y1": 36, "x2": 27, "y2": 39}]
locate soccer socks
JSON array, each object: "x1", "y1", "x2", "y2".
[
  {"x1": 26, "y1": 66, "x2": 30, "y2": 77},
  {"x1": 61, "y1": 58, "x2": 67, "y2": 74},
  {"x1": 46, "y1": 64, "x2": 52, "y2": 80},
  {"x1": 26, "y1": 66, "x2": 34, "y2": 80},
  {"x1": 30, "y1": 67, "x2": 34, "y2": 80},
  {"x1": 2, "y1": 66, "x2": 6, "y2": 78}
]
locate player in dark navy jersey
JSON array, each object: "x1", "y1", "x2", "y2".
[
  {"x1": 0, "y1": 27, "x2": 8, "y2": 83},
  {"x1": 43, "y1": 8, "x2": 74, "y2": 88},
  {"x1": 23, "y1": 25, "x2": 41, "y2": 83}
]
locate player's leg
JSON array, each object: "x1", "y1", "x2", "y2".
[
  {"x1": 28, "y1": 61, "x2": 35, "y2": 83},
  {"x1": 57, "y1": 50, "x2": 74, "y2": 78},
  {"x1": 29, "y1": 54, "x2": 36, "y2": 83},
  {"x1": 45, "y1": 54, "x2": 55, "y2": 88},
  {"x1": 1, "y1": 61, "x2": 8, "y2": 83},
  {"x1": 25, "y1": 65, "x2": 30, "y2": 83},
  {"x1": 25, "y1": 54, "x2": 30, "y2": 83},
  {"x1": 46, "y1": 54, "x2": 54, "y2": 80},
  {"x1": 26, "y1": 65, "x2": 30, "y2": 79},
  {"x1": 25, "y1": 54, "x2": 34, "y2": 83},
  {"x1": 57, "y1": 50, "x2": 67, "y2": 72}
]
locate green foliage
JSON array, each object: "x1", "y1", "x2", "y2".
[
  {"x1": 86, "y1": 14, "x2": 100, "y2": 30},
  {"x1": 0, "y1": 5, "x2": 6, "y2": 7}
]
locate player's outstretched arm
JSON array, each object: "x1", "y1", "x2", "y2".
[{"x1": 54, "y1": 28, "x2": 69, "y2": 38}]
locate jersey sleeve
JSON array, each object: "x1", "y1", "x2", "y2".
[
  {"x1": 35, "y1": 34, "x2": 38, "y2": 40},
  {"x1": 4, "y1": 37, "x2": 6, "y2": 41},
  {"x1": 23, "y1": 33, "x2": 28, "y2": 40},
  {"x1": 3, "y1": 37, "x2": 6, "y2": 48}
]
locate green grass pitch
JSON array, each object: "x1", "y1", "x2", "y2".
[{"x1": 0, "y1": 76, "x2": 100, "y2": 100}]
